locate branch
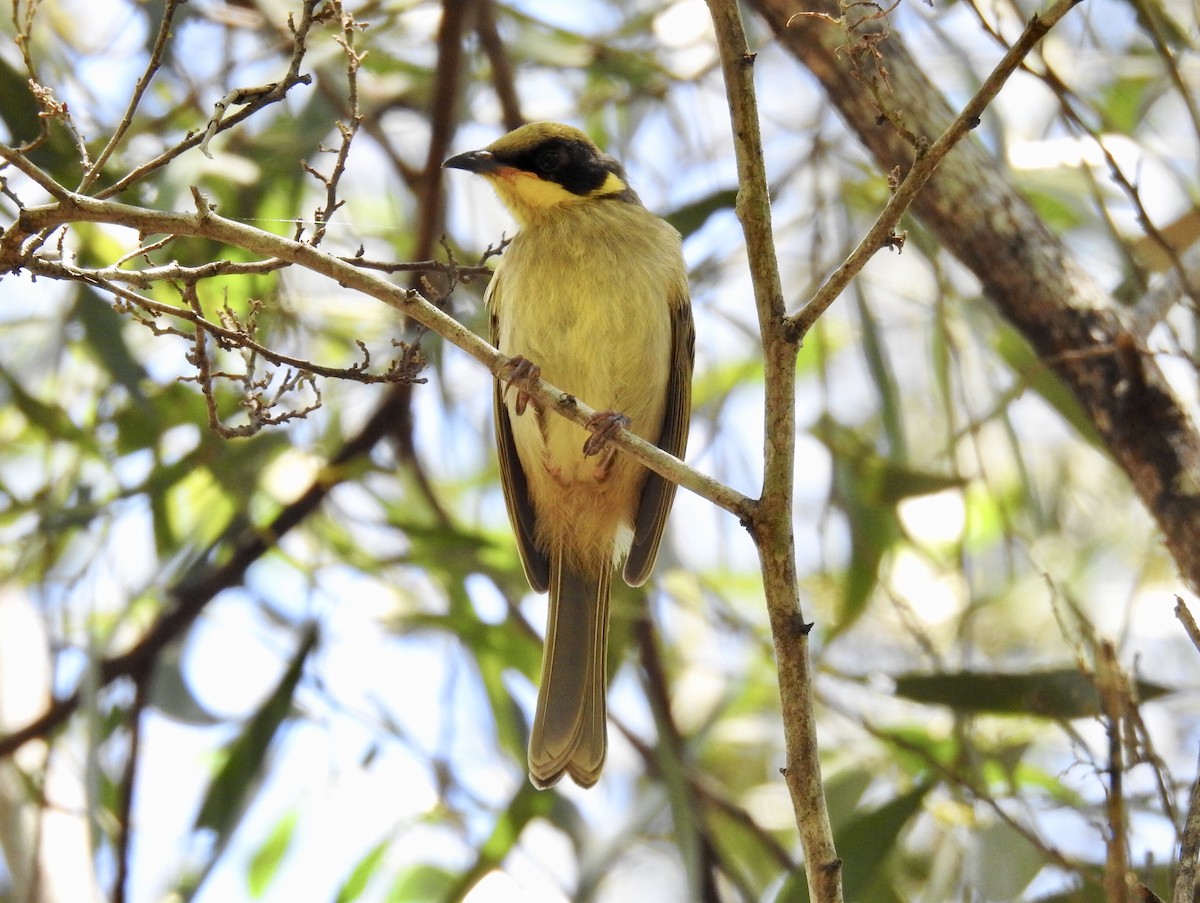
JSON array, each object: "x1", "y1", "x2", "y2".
[
  {"x1": 94, "y1": 0, "x2": 321, "y2": 200},
  {"x1": 1096, "y1": 642, "x2": 1132, "y2": 901},
  {"x1": 1175, "y1": 596, "x2": 1200, "y2": 903},
  {"x1": 705, "y1": 1, "x2": 841, "y2": 900},
  {"x1": 0, "y1": 180, "x2": 749, "y2": 518},
  {"x1": 750, "y1": 0, "x2": 1200, "y2": 594},
  {"x1": 476, "y1": 0, "x2": 524, "y2": 132},
  {"x1": 786, "y1": 0, "x2": 1083, "y2": 340},
  {"x1": 77, "y1": 0, "x2": 183, "y2": 193},
  {"x1": 1176, "y1": 746, "x2": 1200, "y2": 903}
]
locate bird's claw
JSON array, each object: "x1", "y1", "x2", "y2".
[
  {"x1": 582, "y1": 411, "x2": 630, "y2": 457},
  {"x1": 501, "y1": 355, "x2": 541, "y2": 416},
  {"x1": 583, "y1": 411, "x2": 630, "y2": 481}
]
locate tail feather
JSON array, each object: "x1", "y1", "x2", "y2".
[{"x1": 528, "y1": 551, "x2": 610, "y2": 789}]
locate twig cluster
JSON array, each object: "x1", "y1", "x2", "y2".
[{"x1": 0, "y1": 0, "x2": 480, "y2": 436}]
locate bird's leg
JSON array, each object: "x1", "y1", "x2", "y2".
[
  {"x1": 582, "y1": 411, "x2": 630, "y2": 482},
  {"x1": 501, "y1": 355, "x2": 541, "y2": 416}
]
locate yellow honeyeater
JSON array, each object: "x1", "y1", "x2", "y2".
[{"x1": 445, "y1": 123, "x2": 694, "y2": 789}]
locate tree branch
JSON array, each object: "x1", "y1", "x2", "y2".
[
  {"x1": 705, "y1": 1, "x2": 841, "y2": 900},
  {"x1": 0, "y1": 174, "x2": 750, "y2": 520},
  {"x1": 749, "y1": 0, "x2": 1200, "y2": 593},
  {"x1": 787, "y1": 0, "x2": 1083, "y2": 340}
]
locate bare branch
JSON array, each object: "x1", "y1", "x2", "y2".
[
  {"x1": 787, "y1": 0, "x2": 1083, "y2": 340},
  {"x1": 1176, "y1": 742, "x2": 1200, "y2": 903},
  {"x1": 78, "y1": 0, "x2": 184, "y2": 193},
  {"x1": 302, "y1": 0, "x2": 367, "y2": 247},
  {"x1": 1175, "y1": 596, "x2": 1200, "y2": 656},
  {"x1": 0, "y1": 177, "x2": 748, "y2": 523},
  {"x1": 94, "y1": 0, "x2": 323, "y2": 200},
  {"x1": 705, "y1": 0, "x2": 840, "y2": 899}
]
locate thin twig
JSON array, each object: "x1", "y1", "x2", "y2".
[
  {"x1": 787, "y1": 0, "x2": 1084, "y2": 340},
  {"x1": 1175, "y1": 743, "x2": 1200, "y2": 903},
  {"x1": 78, "y1": 0, "x2": 183, "y2": 193},
  {"x1": 12, "y1": 256, "x2": 420, "y2": 386},
  {"x1": 112, "y1": 672, "x2": 150, "y2": 903},
  {"x1": 1175, "y1": 596, "x2": 1200, "y2": 656},
  {"x1": 304, "y1": 1, "x2": 366, "y2": 247},
  {"x1": 94, "y1": 0, "x2": 322, "y2": 200}
]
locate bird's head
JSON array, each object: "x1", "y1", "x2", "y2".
[{"x1": 444, "y1": 122, "x2": 636, "y2": 226}]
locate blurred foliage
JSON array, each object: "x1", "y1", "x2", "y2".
[{"x1": 1, "y1": 0, "x2": 1199, "y2": 901}]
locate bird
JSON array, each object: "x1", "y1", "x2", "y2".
[{"x1": 445, "y1": 122, "x2": 694, "y2": 789}]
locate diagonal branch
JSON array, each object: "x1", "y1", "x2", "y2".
[
  {"x1": 0, "y1": 175, "x2": 751, "y2": 520},
  {"x1": 787, "y1": 0, "x2": 1083, "y2": 339},
  {"x1": 750, "y1": 0, "x2": 1200, "y2": 593}
]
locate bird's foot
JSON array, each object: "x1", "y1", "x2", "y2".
[
  {"x1": 583, "y1": 410, "x2": 630, "y2": 481},
  {"x1": 501, "y1": 355, "x2": 541, "y2": 416}
]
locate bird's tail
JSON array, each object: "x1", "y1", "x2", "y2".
[{"x1": 528, "y1": 549, "x2": 610, "y2": 789}]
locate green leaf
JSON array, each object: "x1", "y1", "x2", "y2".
[
  {"x1": 854, "y1": 285, "x2": 906, "y2": 461},
  {"x1": 75, "y1": 288, "x2": 149, "y2": 398},
  {"x1": 893, "y1": 668, "x2": 1172, "y2": 719},
  {"x1": 1099, "y1": 72, "x2": 1156, "y2": 133},
  {"x1": 193, "y1": 624, "x2": 319, "y2": 839},
  {"x1": 0, "y1": 57, "x2": 42, "y2": 142},
  {"x1": 811, "y1": 417, "x2": 963, "y2": 630},
  {"x1": 839, "y1": 782, "x2": 933, "y2": 902},
  {"x1": 385, "y1": 863, "x2": 455, "y2": 903},
  {"x1": 971, "y1": 819, "x2": 1045, "y2": 900},
  {"x1": 992, "y1": 322, "x2": 1104, "y2": 450},
  {"x1": 247, "y1": 809, "x2": 299, "y2": 898},
  {"x1": 1016, "y1": 177, "x2": 1089, "y2": 233},
  {"x1": 664, "y1": 187, "x2": 738, "y2": 239},
  {"x1": 822, "y1": 768, "x2": 874, "y2": 833},
  {"x1": 149, "y1": 643, "x2": 220, "y2": 725},
  {"x1": 438, "y1": 784, "x2": 557, "y2": 900},
  {"x1": 337, "y1": 836, "x2": 392, "y2": 903},
  {"x1": 478, "y1": 783, "x2": 556, "y2": 863},
  {"x1": 0, "y1": 364, "x2": 99, "y2": 450}
]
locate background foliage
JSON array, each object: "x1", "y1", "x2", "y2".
[{"x1": 1, "y1": 0, "x2": 1199, "y2": 900}]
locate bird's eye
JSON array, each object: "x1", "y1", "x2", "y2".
[{"x1": 536, "y1": 146, "x2": 566, "y2": 174}]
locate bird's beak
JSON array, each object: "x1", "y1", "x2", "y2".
[{"x1": 443, "y1": 149, "x2": 500, "y2": 174}]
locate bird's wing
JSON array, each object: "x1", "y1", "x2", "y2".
[
  {"x1": 491, "y1": 302, "x2": 551, "y2": 593},
  {"x1": 624, "y1": 290, "x2": 694, "y2": 587}
]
